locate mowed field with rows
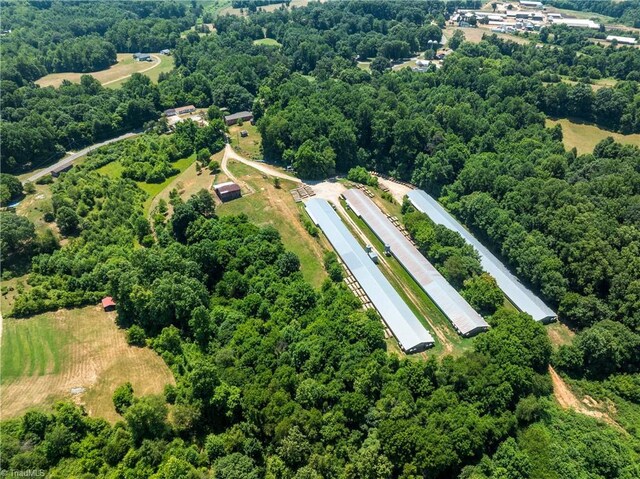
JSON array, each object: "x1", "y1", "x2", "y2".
[{"x1": 1, "y1": 306, "x2": 174, "y2": 422}]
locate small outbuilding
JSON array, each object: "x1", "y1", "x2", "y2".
[
  {"x1": 133, "y1": 53, "x2": 152, "y2": 62},
  {"x1": 51, "y1": 163, "x2": 73, "y2": 177},
  {"x1": 160, "y1": 49, "x2": 171, "y2": 55},
  {"x1": 224, "y1": 111, "x2": 254, "y2": 126},
  {"x1": 102, "y1": 296, "x2": 116, "y2": 312},
  {"x1": 214, "y1": 182, "x2": 242, "y2": 202},
  {"x1": 240, "y1": 129, "x2": 249, "y2": 137}
]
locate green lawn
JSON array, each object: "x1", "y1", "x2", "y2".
[
  {"x1": 218, "y1": 160, "x2": 327, "y2": 287},
  {"x1": 96, "y1": 155, "x2": 196, "y2": 213},
  {"x1": 253, "y1": 38, "x2": 282, "y2": 47},
  {"x1": 546, "y1": 118, "x2": 640, "y2": 155},
  {"x1": 1, "y1": 314, "x2": 68, "y2": 381},
  {"x1": 105, "y1": 56, "x2": 175, "y2": 89}
]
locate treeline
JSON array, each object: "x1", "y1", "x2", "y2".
[
  {"x1": 1, "y1": 0, "x2": 195, "y2": 85},
  {"x1": 0, "y1": 74, "x2": 160, "y2": 172},
  {"x1": 546, "y1": 0, "x2": 640, "y2": 27},
  {"x1": 5, "y1": 161, "x2": 638, "y2": 477}
]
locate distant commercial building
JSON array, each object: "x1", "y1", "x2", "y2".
[
  {"x1": 407, "y1": 190, "x2": 557, "y2": 323},
  {"x1": 133, "y1": 53, "x2": 152, "y2": 62},
  {"x1": 214, "y1": 182, "x2": 242, "y2": 202},
  {"x1": 305, "y1": 198, "x2": 435, "y2": 353},
  {"x1": 520, "y1": 1, "x2": 544, "y2": 9},
  {"x1": 224, "y1": 111, "x2": 254, "y2": 126},
  {"x1": 549, "y1": 18, "x2": 600, "y2": 29},
  {"x1": 606, "y1": 35, "x2": 638, "y2": 45}
]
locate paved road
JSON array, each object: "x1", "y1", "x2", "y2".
[{"x1": 23, "y1": 131, "x2": 139, "y2": 184}]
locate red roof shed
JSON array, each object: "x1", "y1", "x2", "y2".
[{"x1": 102, "y1": 296, "x2": 116, "y2": 311}]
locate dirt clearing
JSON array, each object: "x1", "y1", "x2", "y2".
[{"x1": 549, "y1": 366, "x2": 627, "y2": 434}]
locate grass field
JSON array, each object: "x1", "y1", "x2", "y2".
[
  {"x1": 35, "y1": 54, "x2": 171, "y2": 89},
  {"x1": 253, "y1": 38, "x2": 282, "y2": 47},
  {"x1": 558, "y1": 76, "x2": 618, "y2": 91},
  {"x1": 229, "y1": 123, "x2": 262, "y2": 159},
  {"x1": 546, "y1": 118, "x2": 640, "y2": 155},
  {"x1": 96, "y1": 154, "x2": 196, "y2": 213},
  {"x1": 444, "y1": 26, "x2": 533, "y2": 46},
  {"x1": 218, "y1": 159, "x2": 327, "y2": 287},
  {"x1": 0, "y1": 307, "x2": 174, "y2": 422},
  {"x1": 106, "y1": 56, "x2": 175, "y2": 89}
]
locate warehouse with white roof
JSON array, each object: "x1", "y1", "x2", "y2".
[
  {"x1": 305, "y1": 198, "x2": 435, "y2": 353},
  {"x1": 407, "y1": 190, "x2": 556, "y2": 323},
  {"x1": 343, "y1": 189, "x2": 489, "y2": 337}
]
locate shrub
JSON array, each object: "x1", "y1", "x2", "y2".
[{"x1": 127, "y1": 325, "x2": 146, "y2": 347}]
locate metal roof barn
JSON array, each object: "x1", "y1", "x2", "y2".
[
  {"x1": 305, "y1": 198, "x2": 435, "y2": 353},
  {"x1": 407, "y1": 190, "x2": 556, "y2": 322},
  {"x1": 343, "y1": 189, "x2": 488, "y2": 337}
]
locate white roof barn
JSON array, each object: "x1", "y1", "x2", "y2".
[
  {"x1": 305, "y1": 198, "x2": 435, "y2": 353},
  {"x1": 407, "y1": 190, "x2": 556, "y2": 323}
]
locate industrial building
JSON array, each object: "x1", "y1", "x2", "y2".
[
  {"x1": 407, "y1": 190, "x2": 557, "y2": 323},
  {"x1": 305, "y1": 198, "x2": 435, "y2": 353},
  {"x1": 343, "y1": 189, "x2": 488, "y2": 337}
]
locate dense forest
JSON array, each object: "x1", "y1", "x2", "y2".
[
  {"x1": 2, "y1": 1, "x2": 640, "y2": 478},
  {"x1": 0, "y1": 0, "x2": 195, "y2": 84}
]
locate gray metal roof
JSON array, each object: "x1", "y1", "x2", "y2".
[
  {"x1": 407, "y1": 190, "x2": 556, "y2": 322},
  {"x1": 344, "y1": 189, "x2": 488, "y2": 337},
  {"x1": 305, "y1": 198, "x2": 435, "y2": 352}
]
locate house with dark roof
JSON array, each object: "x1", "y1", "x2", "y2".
[
  {"x1": 224, "y1": 111, "x2": 254, "y2": 126},
  {"x1": 133, "y1": 53, "x2": 152, "y2": 62}
]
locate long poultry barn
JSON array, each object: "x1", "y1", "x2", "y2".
[
  {"x1": 406, "y1": 189, "x2": 556, "y2": 322},
  {"x1": 343, "y1": 189, "x2": 489, "y2": 337},
  {"x1": 305, "y1": 198, "x2": 435, "y2": 353}
]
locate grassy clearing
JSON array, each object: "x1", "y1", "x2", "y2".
[
  {"x1": 35, "y1": 54, "x2": 168, "y2": 89},
  {"x1": 547, "y1": 321, "x2": 575, "y2": 349},
  {"x1": 253, "y1": 38, "x2": 282, "y2": 47},
  {"x1": 546, "y1": 118, "x2": 640, "y2": 155},
  {"x1": 558, "y1": 76, "x2": 618, "y2": 91},
  {"x1": 96, "y1": 154, "x2": 196, "y2": 213},
  {"x1": 15, "y1": 184, "x2": 59, "y2": 236},
  {"x1": 229, "y1": 123, "x2": 262, "y2": 159},
  {"x1": 106, "y1": 56, "x2": 175, "y2": 89},
  {"x1": 218, "y1": 160, "x2": 327, "y2": 287},
  {"x1": 444, "y1": 26, "x2": 533, "y2": 46},
  {"x1": 1, "y1": 275, "x2": 30, "y2": 317},
  {"x1": 340, "y1": 201, "x2": 474, "y2": 357},
  {"x1": 0, "y1": 306, "x2": 174, "y2": 422}
]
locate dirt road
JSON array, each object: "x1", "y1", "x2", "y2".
[
  {"x1": 102, "y1": 55, "x2": 161, "y2": 86},
  {"x1": 549, "y1": 366, "x2": 626, "y2": 433},
  {"x1": 223, "y1": 144, "x2": 301, "y2": 183}
]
